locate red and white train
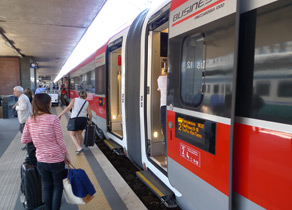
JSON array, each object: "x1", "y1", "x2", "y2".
[{"x1": 60, "y1": 0, "x2": 292, "y2": 209}]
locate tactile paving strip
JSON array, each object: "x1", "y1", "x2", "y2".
[{"x1": 56, "y1": 106, "x2": 112, "y2": 210}]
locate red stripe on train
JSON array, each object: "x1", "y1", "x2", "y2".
[{"x1": 233, "y1": 123, "x2": 292, "y2": 209}]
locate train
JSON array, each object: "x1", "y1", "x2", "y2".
[{"x1": 59, "y1": 0, "x2": 292, "y2": 209}]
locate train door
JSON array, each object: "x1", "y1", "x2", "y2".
[
  {"x1": 167, "y1": 0, "x2": 239, "y2": 209},
  {"x1": 146, "y1": 7, "x2": 169, "y2": 169},
  {"x1": 233, "y1": 1, "x2": 292, "y2": 209},
  {"x1": 107, "y1": 39, "x2": 123, "y2": 139}
]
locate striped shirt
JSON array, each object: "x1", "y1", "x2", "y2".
[{"x1": 21, "y1": 114, "x2": 67, "y2": 163}]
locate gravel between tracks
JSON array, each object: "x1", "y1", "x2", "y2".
[{"x1": 96, "y1": 140, "x2": 181, "y2": 210}]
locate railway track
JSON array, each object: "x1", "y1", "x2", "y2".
[{"x1": 96, "y1": 140, "x2": 181, "y2": 210}]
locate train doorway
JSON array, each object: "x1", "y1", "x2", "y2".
[
  {"x1": 107, "y1": 43, "x2": 123, "y2": 139},
  {"x1": 146, "y1": 10, "x2": 169, "y2": 170}
]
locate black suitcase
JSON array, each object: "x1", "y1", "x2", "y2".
[
  {"x1": 83, "y1": 124, "x2": 96, "y2": 147},
  {"x1": 20, "y1": 162, "x2": 43, "y2": 209},
  {"x1": 25, "y1": 142, "x2": 37, "y2": 164}
]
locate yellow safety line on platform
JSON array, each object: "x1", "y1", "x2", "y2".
[
  {"x1": 136, "y1": 171, "x2": 164, "y2": 197},
  {"x1": 55, "y1": 107, "x2": 111, "y2": 210},
  {"x1": 104, "y1": 140, "x2": 114, "y2": 150}
]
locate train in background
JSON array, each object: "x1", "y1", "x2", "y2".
[{"x1": 60, "y1": 0, "x2": 292, "y2": 209}]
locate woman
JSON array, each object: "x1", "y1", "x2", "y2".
[
  {"x1": 21, "y1": 93, "x2": 70, "y2": 210},
  {"x1": 24, "y1": 87, "x2": 33, "y2": 103},
  {"x1": 58, "y1": 90, "x2": 92, "y2": 154}
]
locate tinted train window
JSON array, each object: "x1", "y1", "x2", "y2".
[
  {"x1": 236, "y1": 2, "x2": 292, "y2": 125},
  {"x1": 225, "y1": 84, "x2": 231, "y2": 93},
  {"x1": 180, "y1": 34, "x2": 205, "y2": 107},
  {"x1": 278, "y1": 81, "x2": 292, "y2": 97},
  {"x1": 255, "y1": 81, "x2": 270, "y2": 96},
  {"x1": 95, "y1": 66, "x2": 106, "y2": 95},
  {"x1": 70, "y1": 70, "x2": 95, "y2": 93}
]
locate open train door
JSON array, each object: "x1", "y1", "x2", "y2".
[{"x1": 167, "y1": 0, "x2": 239, "y2": 209}]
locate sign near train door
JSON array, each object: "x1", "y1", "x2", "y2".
[
  {"x1": 180, "y1": 143, "x2": 201, "y2": 167},
  {"x1": 169, "y1": 0, "x2": 237, "y2": 38}
]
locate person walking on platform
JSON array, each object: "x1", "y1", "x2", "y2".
[
  {"x1": 35, "y1": 85, "x2": 46, "y2": 94},
  {"x1": 58, "y1": 90, "x2": 92, "y2": 154},
  {"x1": 13, "y1": 86, "x2": 33, "y2": 151},
  {"x1": 24, "y1": 87, "x2": 33, "y2": 103},
  {"x1": 13, "y1": 86, "x2": 33, "y2": 133},
  {"x1": 21, "y1": 93, "x2": 70, "y2": 210},
  {"x1": 60, "y1": 84, "x2": 67, "y2": 106}
]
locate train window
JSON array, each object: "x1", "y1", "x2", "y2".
[
  {"x1": 207, "y1": 85, "x2": 210, "y2": 93},
  {"x1": 278, "y1": 81, "x2": 292, "y2": 97},
  {"x1": 85, "y1": 71, "x2": 95, "y2": 93},
  {"x1": 95, "y1": 66, "x2": 106, "y2": 95},
  {"x1": 236, "y1": 1, "x2": 292, "y2": 125},
  {"x1": 213, "y1": 84, "x2": 219, "y2": 94},
  {"x1": 255, "y1": 81, "x2": 270, "y2": 96},
  {"x1": 70, "y1": 70, "x2": 96, "y2": 93},
  {"x1": 225, "y1": 84, "x2": 231, "y2": 94},
  {"x1": 180, "y1": 34, "x2": 205, "y2": 107}
]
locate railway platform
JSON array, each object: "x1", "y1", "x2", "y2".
[{"x1": 0, "y1": 106, "x2": 147, "y2": 210}]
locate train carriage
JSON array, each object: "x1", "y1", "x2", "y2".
[
  {"x1": 61, "y1": 0, "x2": 292, "y2": 209},
  {"x1": 167, "y1": 0, "x2": 292, "y2": 209}
]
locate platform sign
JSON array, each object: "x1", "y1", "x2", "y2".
[{"x1": 169, "y1": 0, "x2": 237, "y2": 38}]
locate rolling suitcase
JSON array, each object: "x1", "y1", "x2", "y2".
[
  {"x1": 83, "y1": 124, "x2": 96, "y2": 147},
  {"x1": 20, "y1": 162, "x2": 43, "y2": 209}
]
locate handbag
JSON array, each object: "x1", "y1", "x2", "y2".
[
  {"x1": 63, "y1": 178, "x2": 85, "y2": 204},
  {"x1": 67, "y1": 100, "x2": 87, "y2": 131},
  {"x1": 63, "y1": 164, "x2": 85, "y2": 204},
  {"x1": 63, "y1": 164, "x2": 95, "y2": 204}
]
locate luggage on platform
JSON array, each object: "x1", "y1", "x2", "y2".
[
  {"x1": 20, "y1": 162, "x2": 43, "y2": 209},
  {"x1": 83, "y1": 124, "x2": 96, "y2": 147},
  {"x1": 25, "y1": 142, "x2": 37, "y2": 164}
]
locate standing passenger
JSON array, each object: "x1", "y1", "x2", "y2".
[
  {"x1": 58, "y1": 90, "x2": 92, "y2": 154},
  {"x1": 24, "y1": 88, "x2": 33, "y2": 103},
  {"x1": 35, "y1": 85, "x2": 46, "y2": 94},
  {"x1": 13, "y1": 86, "x2": 33, "y2": 134},
  {"x1": 21, "y1": 93, "x2": 70, "y2": 210},
  {"x1": 60, "y1": 84, "x2": 67, "y2": 105},
  {"x1": 13, "y1": 86, "x2": 33, "y2": 151},
  {"x1": 157, "y1": 68, "x2": 167, "y2": 167}
]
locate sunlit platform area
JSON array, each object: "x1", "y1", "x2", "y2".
[{"x1": 0, "y1": 106, "x2": 146, "y2": 210}]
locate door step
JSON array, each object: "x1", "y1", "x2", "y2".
[
  {"x1": 104, "y1": 139, "x2": 124, "y2": 155},
  {"x1": 136, "y1": 170, "x2": 177, "y2": 208}
]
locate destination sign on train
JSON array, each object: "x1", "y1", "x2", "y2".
[
  {"x1": 175, "y1": 113, "x2": 216, "y2": 154},
  {"x1": 177, "y1": 117, "x2": 204, "y2": 140}
]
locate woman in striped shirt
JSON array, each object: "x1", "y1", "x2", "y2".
[{"x1": 21, "y1": 93, "x2": 70, "y2": 210}]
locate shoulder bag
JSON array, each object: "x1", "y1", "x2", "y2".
[{"x1": 67, "y1": 100, "x2": 87, "y2": 131}]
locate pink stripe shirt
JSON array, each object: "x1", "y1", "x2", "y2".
[{"x1": 21, "y1": 114, "x2": 67, "y2": 163}]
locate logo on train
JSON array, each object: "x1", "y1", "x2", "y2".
[
  {"x1": 173, "y1": 0, "x2": 216, "y2": 22},
  {"x1": 172, "y1": 0, "x2": 226, "y2": 24}
]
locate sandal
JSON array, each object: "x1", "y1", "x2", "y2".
[{"x1": 76, "y1": 149, "x2": 84, "y2": 155}]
